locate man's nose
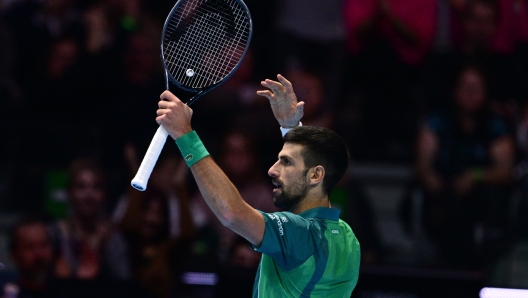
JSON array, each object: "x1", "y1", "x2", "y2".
[{"x1": 268, "y1": 161, "x2": 279, "y2": 177}]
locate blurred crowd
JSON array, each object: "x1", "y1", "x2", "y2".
[{"x1": 1, "y1": 0, "x2": 528, "y2": 296}]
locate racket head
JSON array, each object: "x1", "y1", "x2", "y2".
[{"x1": 160, "y1": 0, "x2": 253, "y2": 94}]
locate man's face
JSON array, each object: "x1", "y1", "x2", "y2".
[
  {"x1": 12, "y1": 224, "x2": 53, "y2": 279},
  {"x1": 268, "y1": 143, "x2": 310, "y2": 210}
]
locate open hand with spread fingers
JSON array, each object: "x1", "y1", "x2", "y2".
[{"x1": 257, "y1": 74, "x2": 304, "y2": 128}]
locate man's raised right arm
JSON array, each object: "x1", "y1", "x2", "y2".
[{"x1": 156, "y1": 91, "x2": 265, "y2": 246}]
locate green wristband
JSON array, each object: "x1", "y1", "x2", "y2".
[{"x1": 175, "y1": 131, "x2": 210, "y2": 167}]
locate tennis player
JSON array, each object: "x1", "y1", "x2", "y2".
[{"x1": 156, "y1": 74, "x2": 360, "y2": 297}]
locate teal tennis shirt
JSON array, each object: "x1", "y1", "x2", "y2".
[{"x1": 251, "y1": 207, "x2": 360, "y2": 297}]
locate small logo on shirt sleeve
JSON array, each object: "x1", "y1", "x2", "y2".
[{"x1": 266, "y1": 214, "x2": 284, "y2": 236}]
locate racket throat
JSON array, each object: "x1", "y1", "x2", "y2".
[{"x1": 186, "y1": 91, "x2": 203, "y2": 106}]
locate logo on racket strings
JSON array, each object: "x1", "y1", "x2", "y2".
[{"x1": 185, "y1": 154, "x2": 193, "y2": 162}]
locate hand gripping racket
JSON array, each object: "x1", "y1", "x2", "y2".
[{"x1": 131, "y1": 0, "x2": 253, "y2": 191}]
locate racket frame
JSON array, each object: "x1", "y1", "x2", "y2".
[
  {"x1": 160, "y1": 0, "x2": 253, "y2": 105},
  {"x1": 131, "y1": 0, "x2": 253, "y2": 191}
]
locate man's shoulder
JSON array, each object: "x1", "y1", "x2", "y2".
[
  {"x1": 258, "y1": 209, "x2": 332, "y2": 226},
  {"x1": 259, "y1": 210, "x2": 306, "y2": 224}
]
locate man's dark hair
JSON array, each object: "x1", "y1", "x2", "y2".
[{"x1": 283, "y1": 126, "x2": 349, "y2": 194}]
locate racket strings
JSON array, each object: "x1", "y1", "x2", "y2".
[
  {"x1": 178, "y1": 12, "x2": 229, "y2": 85},
  {"x1": 162, "y1": 0, "x2": 251, "y2": 89},
  {"x1": 170, "y1": 2, "x2": 247, "y2": 85},
  {"x1": 165, "y1": 2, "x2": 241, "y2": 84},
  {"x1": 168, "y1": 13, "x2": 226, "y2": 85}
]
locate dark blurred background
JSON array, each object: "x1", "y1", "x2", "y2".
[{"x1": 0, "y1": 0, "x2": 528, "y2": 297}]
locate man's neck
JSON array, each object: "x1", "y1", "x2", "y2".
[{"x1": 290, "y1": 195, "x2": 330, "y2": 214}]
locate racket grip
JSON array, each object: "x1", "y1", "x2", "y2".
[{"x1": 131, "y1": 125, "x2": 169, "y2": 191}]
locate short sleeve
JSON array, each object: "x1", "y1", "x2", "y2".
[{"x1": 251, "y1": 211, "x2": 322, "y2": 270}]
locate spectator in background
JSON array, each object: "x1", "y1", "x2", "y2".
[
  {"x1": 49, "y1": 158, "x2": 130, "y2": 280},
  {"x1": 343, "y1": 0, "x2": 437, "y2": 161},
  {"x1": 18, "y1": 36, "x2": 102, "y2": 169},
  {"x1": 344, "y1": 0, "x2": 438, "y2": 66},
  {"x1": 484, "y1": 0, "x2": 528, "y2": 55},
  {"x1": 4, "y1": 0, "x2": 85, "y2": 92},
  {"x1": 462, "y1": 0, "x2": 526, "y2": 110},
  {"x1": 77, "y1": 0, "x2": 166, "y2": 132},
  {"x1": 330, "y1": 170, "x2": 383, "y2": 264},
  {"x1": 216, "y1": 236, "x2": 262, "y2": 297},
  {"x1": 122, "y1": 188, "x2": 191, "y2": 298},
  {"x1": 270, "y1": 0, "x2": 347, "y2": 115},
  {"x1": 116, "y1": 145, "x2": 195, "y2": 241},
  {"x1": 28, "y1": 37, "x2": 83, "y2": 125},
  {"x1": 78, "y1": 0, "x2": 126, "y2": 117},
  {"x1": 103, "y1": 23, "x2": 165, "y2": 169},
  {"x1": 415, "y1": 65, "x2": 516, "y2": 269},
  {"x1": 419, "y1": 0, "x2": 465, "y2": 117},
  {"x1": 421, "y1": 0, "x2": 524, "y2": 114},
  {"x1": 1, "y1": 219, "x2": 56, "y2": 298},
  {"x1": 428, "y1": 0, "x2": 528, "y2": 55},
  {"x1": 430, "y1": 0, "x2": 467, "y2": 54},
  {"x1": 114, "y1": 147, "x2": 195, "y2": 298}
]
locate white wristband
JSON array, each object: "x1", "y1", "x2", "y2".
[{"x1": 280, "y1": 122, "x2": 302, "y2": 137}]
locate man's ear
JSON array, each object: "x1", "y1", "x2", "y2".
[{"x1": 308, "y1": 165, "x2": 325, "y2": 186}]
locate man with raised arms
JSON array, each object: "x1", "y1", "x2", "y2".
[{"x1": 155, "y1": 74, "x2": 360, "y2": 297}]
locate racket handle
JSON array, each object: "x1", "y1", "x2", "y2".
[{"x1": 131, "y1": 125, "x2": 169, "y2": 191}]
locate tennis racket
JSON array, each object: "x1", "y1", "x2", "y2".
[{"x1": 131, "y1": 0, "x2": 253, "y2": 191}]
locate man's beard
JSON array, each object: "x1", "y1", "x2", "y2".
[{"x1": 273, "y1": 174, "x2": 309, "y2": 211}]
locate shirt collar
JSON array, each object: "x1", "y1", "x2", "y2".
[{"x1": 298, "y1": 207, "x2": 340, "y2": 221}]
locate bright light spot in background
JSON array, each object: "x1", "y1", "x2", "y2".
[
  {"x1": 181, "y1": 272, "x2": 218, "y2": 286},
  {"x1": 480, "y1": 287, "x2": 528, "y2": 298}
]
